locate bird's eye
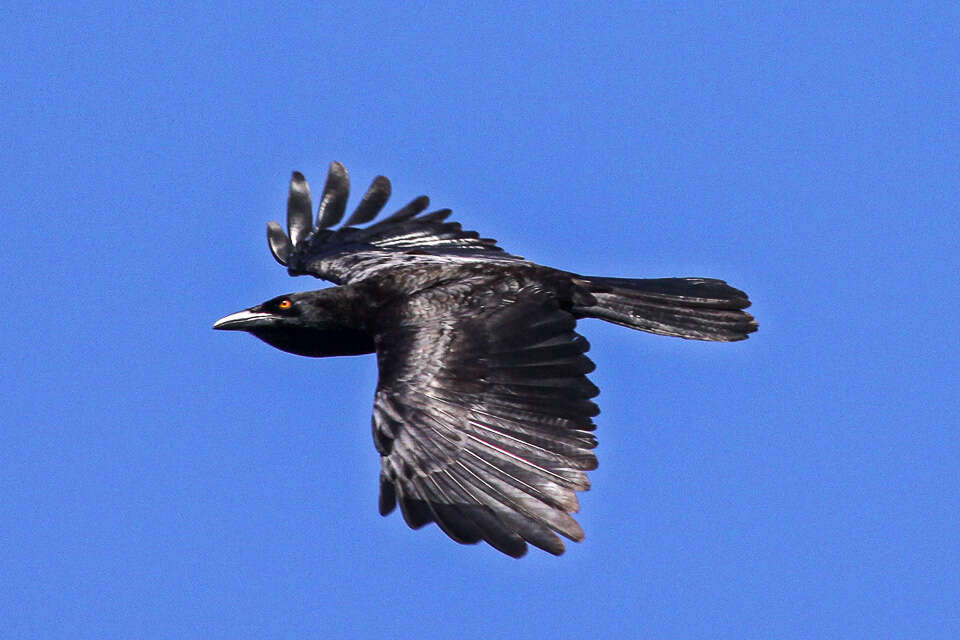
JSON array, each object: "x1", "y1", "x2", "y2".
[{"x1": 278, "y1": 299, "x2": 292, "y2": 309}]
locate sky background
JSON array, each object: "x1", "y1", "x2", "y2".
[{"x1": 2, "y1": 2, "x2": 958, "y2": 639}]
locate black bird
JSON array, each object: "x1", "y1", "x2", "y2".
[{"x1": 214, "y1": 162, "x2": 757, "y2": 557}]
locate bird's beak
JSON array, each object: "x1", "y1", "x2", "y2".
[{"x1": 212, "y1": 308, "x2": 272, "y2": 331}]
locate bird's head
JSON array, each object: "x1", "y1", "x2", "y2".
[{"x1": 213, "y1": 290, "x2": 375, "y2": 357}]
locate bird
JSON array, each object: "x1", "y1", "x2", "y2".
[{"x1": 214, "y1": 162, "x2": 757, "y2": 558}]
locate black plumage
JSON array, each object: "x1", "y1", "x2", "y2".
[{"x1": 214, "y1": 162, "x2": 757, "y2": 557}]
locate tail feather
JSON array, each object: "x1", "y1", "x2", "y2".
[{"x1": 572, "y1": 276, "x2": 757, "y2": 342}]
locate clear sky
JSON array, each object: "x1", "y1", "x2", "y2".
[{"x1": 2, "y1": 3, "x2": 957, "y2": 639}]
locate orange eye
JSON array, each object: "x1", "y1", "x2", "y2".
[{"x1": 278, "y1": 299, "x2": 292, "y2": 309}]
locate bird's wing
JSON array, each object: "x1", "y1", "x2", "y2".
[
  {"x1": 266, "y1": 162, "x2": 526, "y2": 284},
  {"x1": 371, "y1": 275, "x2": 600, "y2": 557}
]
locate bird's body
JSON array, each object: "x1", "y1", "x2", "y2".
[{"x1": 215, "y1": 162, "x2": 757, "y2": 557}]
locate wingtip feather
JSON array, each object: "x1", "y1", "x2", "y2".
[
  {"x1": 287, "y1": 172, "x2": 313, "y2": 246},
  {"x1": 316, "y1": 162, "x2": 351, "y2": 230},
  {"x1": 267, "y1": 221, "x2": 293, "y2": 265},
  {"x1": 343, "y1": 175, "x2": 392, "y2": 227}
]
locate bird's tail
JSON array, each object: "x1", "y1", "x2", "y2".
[{"x1": 571, "y1": 276, "x2": 757, "y2": 342}]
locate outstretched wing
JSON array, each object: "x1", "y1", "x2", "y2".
[
  {"x1": 371, "y1": 275, "x2": 600, "y2": 557},
  {"x1": 266, "y1": 162, "x2": 526, "y2": 285}
]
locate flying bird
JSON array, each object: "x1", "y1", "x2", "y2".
[{"x1": 214, "y1": 162, "x2": 757, "y2": 557}]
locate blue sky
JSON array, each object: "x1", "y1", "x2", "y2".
[{"x1": 2, "y1": 2, "x2": 957, "y2": 638}]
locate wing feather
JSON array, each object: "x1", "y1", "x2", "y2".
[
  {"x1": 286, "y1": 171, "x2": 313, "y2": 247},
  {"x1": 343, "y1": 175, "x2": 391, "y2": 227},
  {"x1": 266, "y1": 163, "x2": 525, "y2": 281},
  {"x1": 374, "y1": 195, "x2": 430, "y2": 226},
  {"x1": 372, "y1": 278, "x2": 600, "y2": 557},
  {"x1": 315, "y1": 161, "x2": 350, "y2": 230}
]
